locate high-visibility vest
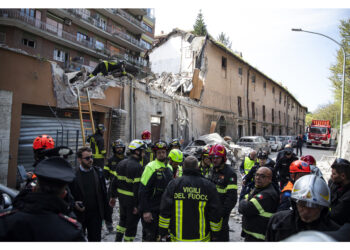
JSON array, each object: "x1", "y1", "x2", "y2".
[{"x1": 243, "y1": 157, "x2": 256, "y2": 175}]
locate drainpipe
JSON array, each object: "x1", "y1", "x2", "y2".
[
  {"x1": 246, "y1": 67, "x2": 251, "y2": 135},
  {"x1": 129, "y1": 79, "x2": 134, "y2": 141}
]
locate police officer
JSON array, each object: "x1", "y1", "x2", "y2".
[
  {"x1": 168, "y1": 149, "x2": 183, "y2": 178},
  {"x1": 138, "y1": 140, "x2": 173, "y2": 241},
  {"x1": 266, "y1": 175, "x2": 339, "y2": 241},
  {"x1": 109, "y1": 139, "x2": 146, "y2": 242},
  {"x1": 207, "y1": 144, "x2": 238, "y2": 241},
  {"x1": 140, "y1": 130, "x2": 154, "y2": 167},
  {"x1": 103, "y1": 139, "x2": 126, "y2": 233},
  {"x1": 239, "y1": 167, "x2": 279, "y2": 241},
  {"x1": 198, "y1": 145, "x2": 212, "y2": 178},
  {"x1": 87, "y1": 124, "x2": 106, "y2": 169},
  {"x1": 0, "y1": 157, "x2": 86, "y2": 241},
  {"x1": 159, "y1": 156, "x2": 223, "y2": 242},
  {"x1": 239, "y1": 150, "x2": 257, "y2": 176}
]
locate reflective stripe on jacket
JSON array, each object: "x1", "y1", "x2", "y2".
[
  {"x1": 238, "y1": 183, "x2": 279, "y2": 241},
  {"x1": 159, "y1": 168, "x2": 223, "y2": 242},
  {"x1": 138, "y1": 159, "x2": 173, "y2": 212}
]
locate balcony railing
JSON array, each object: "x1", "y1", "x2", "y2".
[
  {"x1": 107, "y1": 8, "x2": 147, "y2": 32},
  {"x1": 64, "y1": 8, "x2": 145, "y2": 50},
  {"x1": 0, "y1": 9, "x2": 147, "y2": 69}
]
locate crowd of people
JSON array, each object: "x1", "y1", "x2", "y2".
[{"x1": 0, "y1": 127, "x2": 350, "y2": 242}]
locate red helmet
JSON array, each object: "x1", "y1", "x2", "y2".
[
  {"x1": 33, "y1": 135, "x2": 55, "y2": 150},
  {"x1": 289, "y1": 160, "x2": 311, "y2": 173},
  {"x1": 300, "y1": 155, "x2": 316, "y2": 166},
  {"x1": 141, "y1": 130, "x2": 151, "y2": 140},
  {"x1": 209, "y1": 144, "x2": 227, "y2": 162}
]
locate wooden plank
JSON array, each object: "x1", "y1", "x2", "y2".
[
  {"x1": 209, "y1": 121, "x2": 217, "y2": 133},
  {"x1": 189, "y1": 68, "x2": 200, "y2": 99}
]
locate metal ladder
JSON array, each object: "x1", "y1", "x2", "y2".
[{"x1": 76, "y1": 87, "x2": 95, "y2": 146}]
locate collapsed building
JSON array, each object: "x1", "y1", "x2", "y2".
[{"x1": 0, "y1": 28, "x2": 307, "y2": 187}]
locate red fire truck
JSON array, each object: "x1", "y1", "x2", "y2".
[{"x1": 306, "y1": 120, "x2": 337, "y2": 148}]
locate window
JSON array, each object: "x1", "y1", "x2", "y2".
[
  {"x1": 140, "y1": 39, "x2": 152, "y2": 50},
  {"x1": 141, "y1": 22, "x2": 153, "y2": 33},
  {"x1": 238, "y1": 67, "x2": 242, "y2": 76},
  {"x1": 279, "y1": 111, "x2": 281, "y2": 123},
  {"x1": 77, "y1": 32, "x2": 90, "y2": 44},
  {"x1": 53, "y1": 49, "x2": 65, "y2": 62},
  {"x1": 251, "y1": 75, "x2": 256, "y2": 83},
  {"x1": 22, "y1": 38, "x2": 36, "y2": 48},
  {"x1": 46, "y1": 17, "x2": 62, "y2": 35},
  {"x1": 251, "y1": 102, "x2": 255, "y2": 119},
  {"x1": 222, "y1": 56, "x2": 227, "y2": 78},
  {"x1": 263, "y1": 105, "x2": 266, "y2": 121},
  {"x1": 0, "y1": 32, "x2": 5, "y2": 44},
  {"x1": 20, "y1": 9, "x2": 35, "y2": 18},
  {"x1": 272, "y1": 108, "x2": 274, "y2": 123},
  {"x1": 95, "y1": 40, "x2": 105, "y2": 50},
  {"x1": 279, "y1": 91, "x2": 282, "y2": 104},
  {"x1": 272, "y1": 87, "x2": 275, "y2": 95},
  {"x1": 98, "y1": 17, "x2": 107, "y2": 31},
  {"x1": 238, "y1": 96, "x2": 242, "y2": 117},
  {"x1": 222, "y1": 57, "x2": 227, "y2": 69}
]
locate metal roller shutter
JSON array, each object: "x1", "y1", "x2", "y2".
[{"x1": 18, "y1": 115, "x2": 92, "y2": 171}]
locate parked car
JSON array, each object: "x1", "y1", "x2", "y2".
[
  {"x1": 264, "y1": 135, "x2": 283, "y2": 152},
  {"x1": 236, "y1": 136, "x2": 270, "y2": 153},
  {"x1": 277, "y1": 136, "x2": 289, "y2": 149},
  {"x1": 0, "y1": 184, "x2": 18, "y2": 213},
  {"x1": 279, "y1": 135, "x2": 297, "y2": 148}
]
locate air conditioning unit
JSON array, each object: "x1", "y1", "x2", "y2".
[{"x1": 64, "y1": 18, "x2": 72, "y2": 26}]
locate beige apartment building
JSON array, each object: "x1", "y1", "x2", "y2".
[{"x1": 148, "y1": 29, "x2": 307, "y2": 140}]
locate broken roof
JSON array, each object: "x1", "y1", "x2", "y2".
[{"x1": 150, "y1": 29, "x2": 308, "y2": 112}]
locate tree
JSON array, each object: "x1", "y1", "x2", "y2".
[
  {"x1": 329, "y1": 18, "x2": 350, "y2": 126},
  {"x1": 217, "y1": 32, "x2": 232, "y2": 49},
  {"x1": 307, "y1": 102, "x2": 340, "y2": 129},
  {"x1": 193, "y1": 10, "x2": 207, "y2": 36}
]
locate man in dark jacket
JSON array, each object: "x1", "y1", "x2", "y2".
[
  {"x1": 239, "y1": 167, "x2": 279, "y2": 241},
  {"x1": 69, "y1": 147, "x2": 108, "y2": 241},
  {"x1": 109, "y1": 139, "x2": 146, "y2": 242},
  {"x1": 0, "y1": 157, "x2": 85, "y2": 241},
  {"x1": 266, "y1": 175, "x2": 339, "y2": 241},
  {"x1": 159, "y1": 156, "x2": 223, "y2": 242},
  {"x1": 275, "y1": 147, "x2": 298, "y2": 189},
  {"x1": 207, "y1": 144, "x2": 237, "y2": 241},
  {"x1": 295, "y1": 134, "x2": 303, "y2": 156},
  {"x1": 87, "y1": 124, "x2": 106, "y2": 169},
  {"x1": 328, "y1": 158, "x2": 350, "y2": 225}
]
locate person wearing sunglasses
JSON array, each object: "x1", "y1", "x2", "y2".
[
  {"x1": 266, "y1": 175, "x2": 339, "y2": 241},
  {"x1": 328, "y1": 158, "x2": 350, "y2": 226},
  {"x1": 69, "y1": 147, "x2": 108, "y2": 242}
]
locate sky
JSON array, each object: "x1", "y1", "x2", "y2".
[
  {"x1": 9, "y1": 0, "x2": 350, "y2": 113},
  {"x1": 152, "y1": 4, "x2": 350, "y2": 112}
]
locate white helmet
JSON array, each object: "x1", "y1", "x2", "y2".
[
  {"x1": 128, "y1": 139, "x2": 147, "y2": 151},
  {"x1": 291, "y1": 174, "x2": 330, "y2": 208}
]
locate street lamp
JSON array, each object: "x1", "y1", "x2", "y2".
[{"x1": 292, "y1": 28, "x2": 346, "y2": 158}]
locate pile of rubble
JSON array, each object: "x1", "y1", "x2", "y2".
[
  {"x1": 140, "y1": 72, "x2": 194, "y2": 97},
  {"x1": 50, "y1": 62, "x2": 130, "y2": 109}
]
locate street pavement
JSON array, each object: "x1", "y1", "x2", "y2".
[{"x1": 102, "y1": 145, "x2": 335, "y2": 242}]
